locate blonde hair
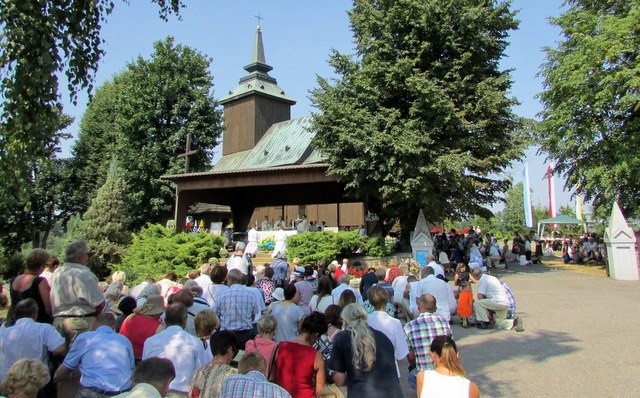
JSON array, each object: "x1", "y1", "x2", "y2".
[
  {"x1": 367, "y1": 285, "x2": 389, "y2": 310},
  {"x1": 257, "y1": 314, "x2": 277, "y2": 336},
  {"x1": 195, "y1": 310, "x2": 219, "y2": 338},
  {"x1": 111, "y1": 270, "x2": 127, "y2": 284},
  {"x1": 0, "y1": 359, "x2": 50, "y2": 397},
  {"x1": 341, "y1": 304, "x2": 376, "y2": 371}
]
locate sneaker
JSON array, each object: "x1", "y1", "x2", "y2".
[{"x1": 462, "y1": 318, "x2": 468, "y2": 328}]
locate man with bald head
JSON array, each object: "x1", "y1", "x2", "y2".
[{"x1": 403, "y1": 293, "x2": 452, "y2": 390}]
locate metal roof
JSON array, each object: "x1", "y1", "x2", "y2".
[
  {"x1": 212, "y1": 115, "x2": 322, "y2": 172},
  {"x1": 162, "y1": 162, "x2": 329, "y2": 180}
]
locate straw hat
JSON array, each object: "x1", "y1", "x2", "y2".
[{"x1": 133, "y1": 294, "x2": 165, "y2": 316}]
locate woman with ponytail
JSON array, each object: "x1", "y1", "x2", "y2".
[
  {"x1": 416, "y1": 335, "x2": 480, "y2": 398},
  {"x1": 328, "y1": 303, "x2": 401, "y2": 397}
]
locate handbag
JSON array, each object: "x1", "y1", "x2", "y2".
[{"x1": 267, "y1": 342, "x2": 281, "y2": 382}]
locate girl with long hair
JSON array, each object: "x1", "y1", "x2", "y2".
[
  {"x1": 309, "y1": 276, "x2": 335, "y2": 313},
  {"x1": 328, "y1": 304, "x2": 401, "y2": 397},
  {"x1": 416, "y1": 335, "x2": 480, "y2": 398}
]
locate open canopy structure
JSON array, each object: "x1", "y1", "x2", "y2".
[{"x1": 537, "y1": 214, "x2": 592, "y2": 238}]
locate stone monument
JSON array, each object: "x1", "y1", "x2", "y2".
[
  {"x1": 411, "y1": 209, "x2": 434, "y2": 267},
  {"x1": 604, "y1": 202, "x2": 639, "y2": 281}
]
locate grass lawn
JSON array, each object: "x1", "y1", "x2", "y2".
[{"x1": 540, "y1": 255, "x2": 607, "y2": 277}]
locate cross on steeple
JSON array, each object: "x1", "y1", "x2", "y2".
[
  {"x1": 177, "y1": 132, "x2": 198, "y2": 173},
  {"x1": 254, "y1": 13, "x2": 263, "y2": 28}
]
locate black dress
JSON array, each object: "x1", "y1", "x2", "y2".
[{"x1": 7, "y1": 276, "x2": 52, "y2": 325}]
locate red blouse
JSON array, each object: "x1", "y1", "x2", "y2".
[
  {"x1": 119, "y1": 314, "x2": 161, "y2": 358},
  {"x1": 275, "y1": 341, "x2": 318, "y2": 398}
]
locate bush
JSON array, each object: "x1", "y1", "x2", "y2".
[
  {"x1": 118, "y1": 224, "x2": 224, "y2": 284},
  {"x1": 0, "y1": 252, "x2": 24, "y2": 280},
  {"x1": 286, "y1": 230, "x2": 394, "y2": 264}
]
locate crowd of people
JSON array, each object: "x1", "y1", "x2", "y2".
[{"x1": 0, "y1": 234, "x2": 532, "y2": 398}]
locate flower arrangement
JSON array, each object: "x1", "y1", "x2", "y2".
[{"x1": 259, "y1": 236, "x2": 275, "y2": 251}]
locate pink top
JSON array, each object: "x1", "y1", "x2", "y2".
[{"x1": 244, "y1": 336, "x2": 277, "y2": 374}]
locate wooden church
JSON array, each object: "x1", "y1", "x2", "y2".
[{"x1": 163, "y1": 26, "x2": 371, "y2": 232}]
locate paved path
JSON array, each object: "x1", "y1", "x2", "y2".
[{"x1": 396, "y1": 263, "x2": 640, "y2": 397}]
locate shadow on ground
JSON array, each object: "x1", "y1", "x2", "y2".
[{"x1": 458, "y1": 329, "x2": 581, "y2": 397}]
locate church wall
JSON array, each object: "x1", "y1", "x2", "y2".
[
  {"x1": 254, "y1": 96, "x2": 291, "y2": 144},
  {"x1": 222, "y1": 97, "x2": 256, "y2": 155},
  {"x1": 249, "y1": 202, "x2": 364, "y2": 230}
]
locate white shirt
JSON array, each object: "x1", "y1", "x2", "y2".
[
  {"x1": 194, "y1": 274, "x2": 215, "y2": 306},
  {"x1": 414, "y1": 275, "x2": 457, "y2": 321},
  {"x1": 208, "y1": 283, "x2": 230, "y2": 312},
  {"x1": 331, "y1": 283, "x2": 363, "y2": 305},
  {"x1": 261, "y1": 220, "x2": 271, "y2": 231},
  {"x1": 0, "y1": 318, "x2": 65, "y2": 380},
  {"x1": 309, "y1": 295, "x2": 334, "y2": 313},
  {"x1": 128, "y1": 281, "x2": 148, "y2": 299},
  {"x1": 246, "y1": 228, "x2": 260, "y2": 255},
  {"x1": 367, "y1": 311, "x2": 409, "y2": 378},
  {"x1": 142, "y1": 325, "x2": 209, "y2": 393},
  {"x1": 391, "y1": 276, "x2": 409, "y2": 305},
  {"x1": 477, "y1": 274, "x2": 510, "y2": 307},
  {"x1": 427, "y1": 261, "x2": 445, "y2": 278},
  {"x1": 227, "y1": 254, "x2": 249, "y2": 275},
  {"x1": 296, "y1": 219, "x2": 309, "y2": 233}
]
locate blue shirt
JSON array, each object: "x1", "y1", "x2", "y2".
[
  {"x1": 63, "y1": 326, "x2": 135, "y2": 392},
  {"x1": 217, "y1": 284, "x2": 260, "y2": 331}
]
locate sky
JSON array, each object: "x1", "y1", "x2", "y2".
[{"x1": 57, "y1": 0, "x2": 576, "y2": 214}]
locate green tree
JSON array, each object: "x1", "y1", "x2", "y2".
[
  {"x1": 500, "y1": 182, "x2": 529, "y2": 235},
  {"x1": 71, "y1": 37, "x2": 223, "y2": 227},
  {"x1": 83, "y1": 159, "x2": 131, "y2": 278},
  {"x1": 0, "y1": 113, "x2": 74, "y2": 253},
  {"x1": 538, "y1": 1, "x2": 640, "y2": 217},
  {"x1": 119, "y1": 224, "x2": 223, "y2": 284},
  {"x1": 311, "y1": 0, "x2": 523, "y2": 234},
  {"x1": 0, "y1": 0, "x2": 183, "y2": 211}
]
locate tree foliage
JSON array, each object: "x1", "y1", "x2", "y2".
[
  {"x1": 84, "y1": 159, "x2": 130, "y2": 245},
  {"x1": 500, "y1": 182, "x2": 528, "y2": 235},
  {"x1": 70, "y1": 37, "x2": 223, "y2": 227},
  {"x1": 0, "y1": 0, "x2": 184, "y2": 207},
  {"x1": 119, "y1": 224, "x2": 223, "y2": 284},
  {"x1": 0, "y1": 113, "x2": 74, "y2": 253},
  {"x1": 286, "y1": 230, "x2": 393, "y2": 265},
  {"x1": 311, "y1": 0, "x2": 523, "y2": 231},
  {"x1": 83, "y1": 159, "x2": 131, "y2": 278},
  {"x1": 538, "y1": 0, "x2": 640, "y2": 217}
]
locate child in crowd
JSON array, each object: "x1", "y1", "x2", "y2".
[
  {"x1": 456, "y1": 281, "x2": 474, "y2": 328},
  {"x1": 453, "y1": 263, "x2": 470, "y2": 298}
]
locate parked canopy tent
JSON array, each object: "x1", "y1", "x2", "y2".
[{"x1": 537, "y1": 214, "x2": 592, "y2": 238}]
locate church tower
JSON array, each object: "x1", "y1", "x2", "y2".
[{"x1": 219, "y1": 26, "x2": 296, "y2": 156}]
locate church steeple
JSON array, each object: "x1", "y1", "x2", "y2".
[
  {"x1": 219, "y1": 25, "x2": 296, "y2": 156},
  {"x1": 247, "y1": 25, "x2": 269, "y2": 70}
]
